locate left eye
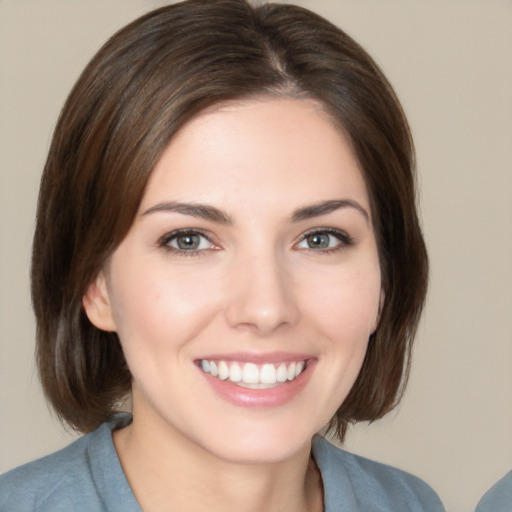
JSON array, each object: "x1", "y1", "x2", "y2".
[
  {"x1": 162, "y1": 231, "x2": 214, "y2": 252},
  {"x1": 296, "y1": 230, "x2": 348, "y2": 250}
]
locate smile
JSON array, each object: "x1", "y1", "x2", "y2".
[{"x1": 198, "y1": 360, "x2": 307, "y2": 389}]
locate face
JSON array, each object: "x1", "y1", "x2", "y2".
[{"x1": 85, "y1": 98, "x2": 382, "y2": 464}]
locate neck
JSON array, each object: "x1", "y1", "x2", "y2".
[{"x1": 113, "y1": 407, "x2": 323, "y2": 512}]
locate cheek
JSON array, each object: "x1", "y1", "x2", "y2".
[
  {"x1": 302, "y1": 264, "x2": 382, "y2": 341},
  {"x1": 107, "y1": 263, "x2": 223, "y2": 354}
]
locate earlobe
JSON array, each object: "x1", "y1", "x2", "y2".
[{"x1": 82, "y1": 272, "x2": 117, "y2": 332}]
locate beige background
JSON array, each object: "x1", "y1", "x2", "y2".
[{"x1": 1, "y1": 1, "x2": 511, "y2": 511}]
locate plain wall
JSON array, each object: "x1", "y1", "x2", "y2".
[{"x1": 1, "y1": 1, "x2": 511, "y2": 511}]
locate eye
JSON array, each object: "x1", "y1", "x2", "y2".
[
  {"x1": 159, "y1": 230, "x2": 216, "y2": 254},
  {"x1": 295, "y1": 229, "x2": 352, "y2": 252}
]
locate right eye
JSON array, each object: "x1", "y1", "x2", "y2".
[{"x1": 159, "y1": 230, "x2": 216, "y2": 255}]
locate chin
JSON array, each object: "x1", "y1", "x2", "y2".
[{"x1": 181, "y1": 411, "x2": 324, "y2": 465}]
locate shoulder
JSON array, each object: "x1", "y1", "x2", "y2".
[
  {"x1": 0, "y1": 433, "x2": 95, "y2": 511},
  {"x1": 0, "y1": 415, "x2": 132, "y2": 512},
  {"x1": 475, "y1": 470, "x2": 512, "y2": 512},
  {"x1": 313, "y1": 436, "x2": 445, "y2": 512}
]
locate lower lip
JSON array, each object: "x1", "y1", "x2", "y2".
[{"x1": 199, "y1": 360, "x2": 316, "y2": 408}]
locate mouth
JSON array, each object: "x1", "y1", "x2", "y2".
[{"x1": 197, "y1": 359, "x2": 307, "y2": 389}]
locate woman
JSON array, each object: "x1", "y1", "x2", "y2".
[{"x1": 0, "y1": 0, "x2": 444, "y2": 510}]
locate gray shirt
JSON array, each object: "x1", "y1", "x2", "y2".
[
  {"x1": 0, "y1": 414, "x2": 445, "y2": 511},
  {"x1": 475, "y1": 471, "x2": 512, "y2": 512}
]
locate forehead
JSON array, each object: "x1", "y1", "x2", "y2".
[{"x1": 140, "y1": 97, "x2": 370, "y2": 217}]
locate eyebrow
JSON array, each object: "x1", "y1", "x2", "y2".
[
  {"x1": 142, "y1": 201, "x2": 234, "y2": 225},
  {"x1": 291, "y1": 199, "x2": 370, "y2": 223},
  {"x1": 142, "y1": 198, "x2": 369, "y2": 225}
]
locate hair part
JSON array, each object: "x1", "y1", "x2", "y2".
[{"x1": 32, "y1": 0, "x2": 428, "y2": 439}]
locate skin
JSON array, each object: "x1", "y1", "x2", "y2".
[{"x1": 84, "y1": 97, "x2": 382, "y2": 512}]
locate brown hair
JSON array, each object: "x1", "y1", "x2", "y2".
[{"x1": 32, "y1": 0, "x2": 428, "y2": 439}]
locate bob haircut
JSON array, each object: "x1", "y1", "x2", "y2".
[{"x1": 32, "y1": 0, "x2": 428, "y2": 440}]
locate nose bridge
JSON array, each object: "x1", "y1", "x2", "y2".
[{"x1": 225, "y1": 244, "x2": 299, "y2": 335}]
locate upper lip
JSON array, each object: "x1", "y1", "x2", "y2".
[{"x1": 194, "y1": 352, "x2": 315, "y2": 364}]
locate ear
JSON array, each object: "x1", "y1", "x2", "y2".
[{"x1": 82, "y1": 272, "x2": 117, "y2": 332}]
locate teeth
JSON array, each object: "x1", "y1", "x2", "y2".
[
  {"x1": 218, "y1": 361, "x2": 229, "y2": 380},
  {"x1": 276, "y1": 363, "x2": 287, "y2": 382},
  {"x1": 242, "y1": 363, "x2": 260, "y2": 384},
  {"x1": 199, "y1": 359, "x2": 307, "y2": 387},
  {"x1": 229, "y1": 362, "x2": 242, "y2": 382},
  {"x1": 287, "y1": 362, "x2": 296, "y2": 381},
  {"x1": 260, "y1": 364, "x2": 276, "y2": 384}
]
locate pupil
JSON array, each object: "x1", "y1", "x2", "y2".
[
  {"x1": 177, "y1": 235, "x2": 199, "y2": 250},
  {"x1": 308, "y1": 233, "x2": 329, "y2": 248}
]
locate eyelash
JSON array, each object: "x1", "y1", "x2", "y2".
[
  {"x1": 294, "y1": 228, "x2": 354, "y2": 254},
  {"x1": 158, "y1": 229, "x2": 216, "y2": 257},
  {"x1": 158, "y1": 227, "x2": 354, "y2": 257}
]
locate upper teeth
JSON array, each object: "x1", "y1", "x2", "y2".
[{"x1": 200, "y1": 360, "x2": 306, "y2": 388}]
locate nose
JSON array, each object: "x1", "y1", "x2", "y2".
[{"x1": 224, "y1": 250, "x2": 300, "y2": 336}]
